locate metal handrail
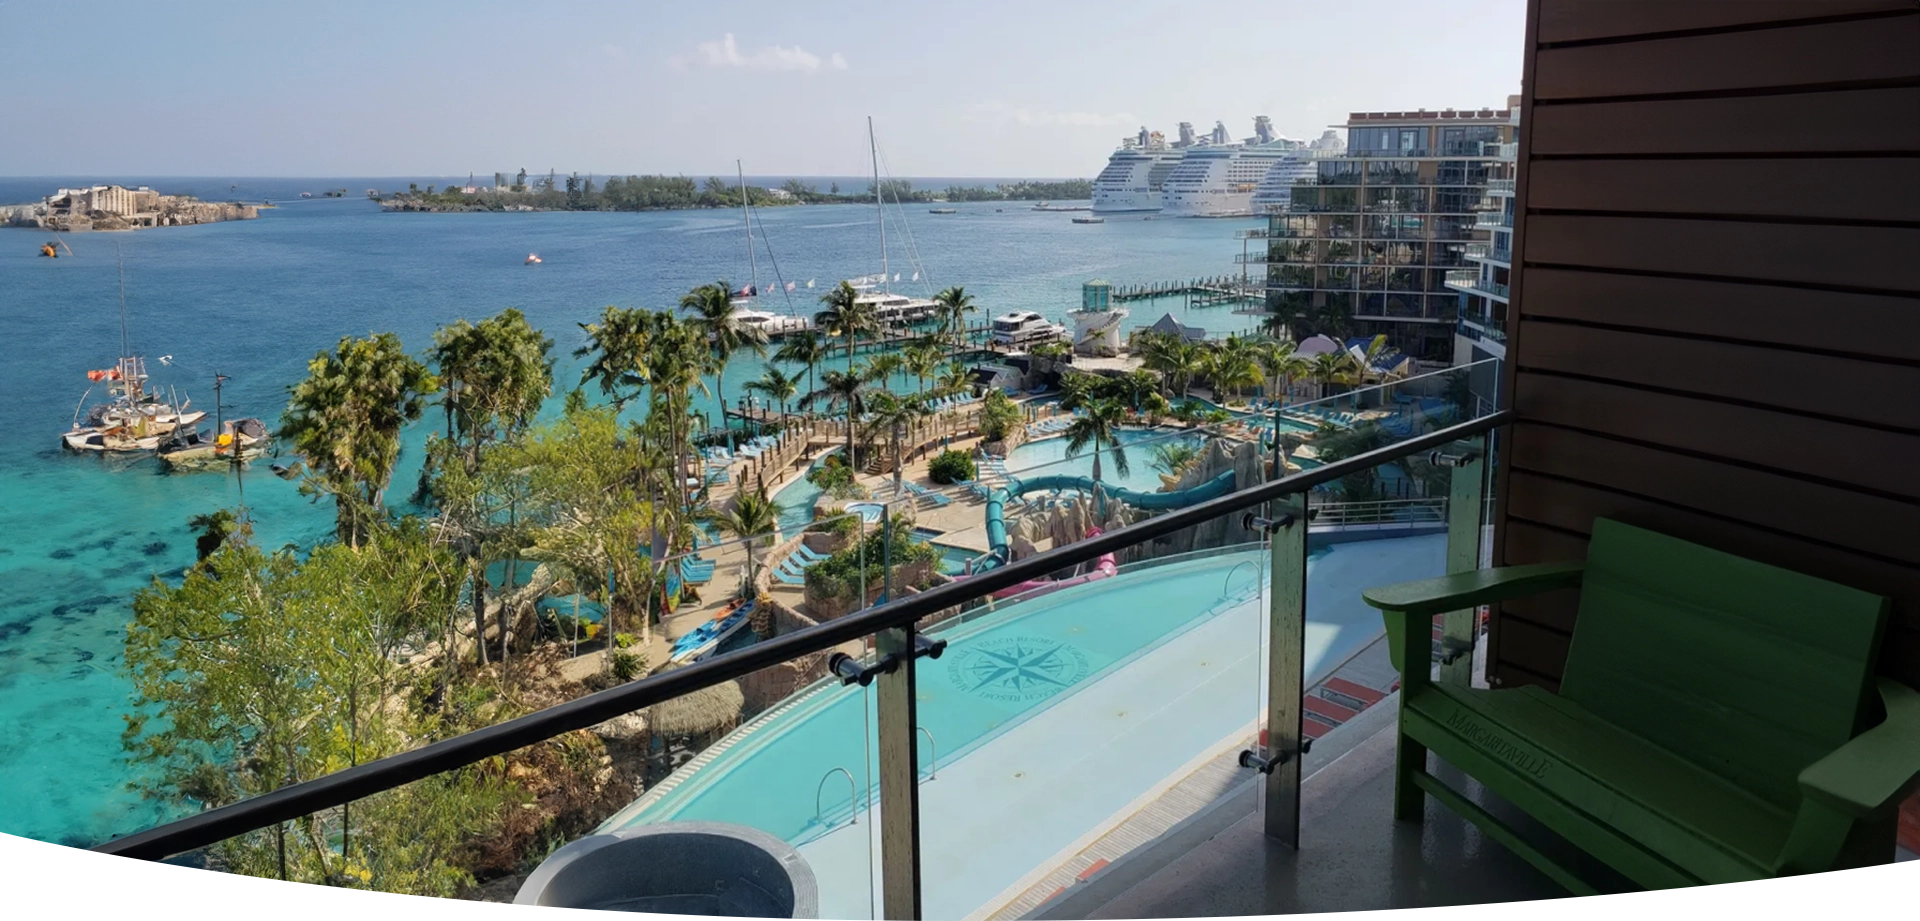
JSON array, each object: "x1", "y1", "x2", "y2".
[
  {"x1": 816, "y1": 767, "x2": 859, "y2": 826},
  {"x1": 917, "y1": 727, "x2": 938, "y2": 781},
  {"x1": 94, "y1": 409, "x2": 1511, "y2": 861}
]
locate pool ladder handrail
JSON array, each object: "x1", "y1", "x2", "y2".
[
  {"x1": 1223, "y1": 559, "x2": 1261, "y2": 600},
  {"x1": 918, "y1": 726, "x2": 937, "y2": 781},
  {"x1": 816, "y1": 766, "x2": 858, "y2": 827}
]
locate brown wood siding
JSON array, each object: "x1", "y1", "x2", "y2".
[{"x1": 1492, "y1": 0, "x2": 1920, "y2": 691}]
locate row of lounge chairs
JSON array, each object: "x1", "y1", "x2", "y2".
[
  {"x1": 772, "y1": 543, "x2": 833, "y2": 587},
  {"x1": 900, "y1": 481, "x2": 951, "y2": 507}
]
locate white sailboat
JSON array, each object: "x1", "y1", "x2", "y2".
[
  {"x1": 727, "y1": 161, "x2": 810, "y2": 338},
  {"x1": 846, "y1": 117, "x2": 940, "y2": 328}
]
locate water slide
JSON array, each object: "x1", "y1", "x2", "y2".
[{"x1": 963, "y1": 469, "x2": 1239, "y2": 595}]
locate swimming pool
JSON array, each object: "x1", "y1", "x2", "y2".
[
  {"x1": 600, "y1": 533, "x2": 1445, "y2": 919},
  {"x1": 1004, "y1": 428, "x2": 1200, "y2": 493},
  {"x1": 773, "y1": 449, "x2": 838, "y2": 536}
]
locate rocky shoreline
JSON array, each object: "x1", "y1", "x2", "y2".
[{"x1": 3, "y1": 185, "x2": 259, "y2": 232}]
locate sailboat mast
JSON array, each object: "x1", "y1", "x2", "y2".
[
  {"x1": 737, "y1": 160, "x2": 758, "y2": 292},
  {"x1": 870, "y1": 116, "x2": 887, "y2": 291}
]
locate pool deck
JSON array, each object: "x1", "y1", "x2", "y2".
[{"x1": 783, "y1": 535, "x2": 1444, "y2": 920}]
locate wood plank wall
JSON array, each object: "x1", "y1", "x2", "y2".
[{"x1": 1490, "y1": 0, "x2": 1920, "y2": 691}]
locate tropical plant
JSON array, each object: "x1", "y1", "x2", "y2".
[
  {"x1": 933, "y1": 285, "x2": 977, "y2": 356},
  {"x1": 1109, "y1": 369, "x2": 1170, "y2": 419},
  {"x1": 927, "y1": 449, "x2": 976, "y2": 485},
  {"x1": 977, "y1": 389, "x2": 1021, "y2": 443},
  {"x1": 1309, "y1": 350, "x2": 1359, "y2": 400},
  {"x1": 862, "y1": 390, "x2": 932, "y2": 496},
  {"x1": 1063, "y1": 397, "x2": 1131, "y2": 492},
  {"x1": 814, "y1": 281, "x2": 878, "y2": 377},
  {"x1": 1149, "y1": 441, "x2": 1201, "y2": 477},
  {"x1": 772, "y1": 330, "x2": 828, "y2": 406},
  {"x1": 903, "y1": 341, "x2": 944, "y2": 395},
  {"x1": 744, "y1": 366, "x2": 800, "y2": 418},
  {"x1": 1056, "y1": 371, "x2": 1104, "y2": 412},
  {"x1": 427, "y1": 308, "x2": 554, "y2": 471},
  {"x1": 934, "y1": 361, "x2": 973, "y2": 399},
  {"x1": 1205, "y1": 336, "x2": 1265, "y2": 404},
  {"x1": 1138, "y1": 331, "x2": 1204, "y2": 400},
  {"x1": 799, "y1": 368, "x2": 873, "y2": 462},
  {"x1": 188, "y1": 508, "x2": 245, "y2": 562},
  {"x1": 682, "y1": 281, "x2": 770, "y2": 451},
  {"x1": 1257, "y1": 339, "x2": 1310, "y2": 403},
  {"x1": 862, "y1": 352, "x2": 906, "y2": 391},
  {"x1": 805, "y1": 454, "x2": 867, "y2": 501},
  {"x1": 699, "y1": 487, "x2": 780, "y2": 586},
  {"x1": 1313, "y1": 420, "x2": 1393, "y2": 500},
  {"x1": 281, "y1": 332, "x2": 439, "y2": 546}
]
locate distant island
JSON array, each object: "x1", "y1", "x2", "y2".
[
  {"x1": 375, "y1": 170, "x2": 1093, "y2": 213},
  {"x1": 2, "y1": 184, "x2": 259, "y2": 231}
]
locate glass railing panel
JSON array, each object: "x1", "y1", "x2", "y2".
[{"x1": 916, "y1": 439, "x2": 1271, "y2": 921}]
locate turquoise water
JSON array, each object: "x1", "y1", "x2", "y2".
[
  {"x1": 1004, "y1": 428, "x2": 1201, "y2": 493},
  {"x1": 0, "y1": 189, "x2": 1257, "y2": 846},
  {"x1": 602, "y1": 551, "x2": 1268, "y2": 841}
]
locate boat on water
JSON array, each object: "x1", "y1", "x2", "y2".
[
  {"x1": 929, "y1": 207, "x2": 957, "y2": 214},
  {"x1": 159, "y1": 416, "x2": 271, "y2": 471},
  {"x1": 63, "y1": 357, "x2": 206, "y2": 453},
  {"x1": 1072, "y1": 216, "x2": 1105, "y2": 224},
  {"x1": 990, "y1": 310, "x2": 1068, "y2": 349},
  {"x1": 525, "y1": 253, "x2": 542, "y2": 264},
  {"x1": 1092, "y1": 126, "x2": 1189, "y2": 214},
  {"x1": 837, "y1": 117, "x2": 952, "y2": 331},
  {"x1": 722, "y1": 161, "x2": 812, "y2": 339},
  {"x1": 1159, "y1": 117, "x2": 1317, "y2": 218},
  {"x1": 667, "y1": 600, "x2": 756, "y2": 665}
]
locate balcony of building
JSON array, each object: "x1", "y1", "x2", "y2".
[{"x1": 1473, "y1": 209, "x2": 1510, "y2": 230}]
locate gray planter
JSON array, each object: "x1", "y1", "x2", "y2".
[{"x1": 514, "y1": 821, "x2": 817, "y2": 917}]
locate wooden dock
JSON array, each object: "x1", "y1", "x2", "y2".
[{"x1": 1111, "y1": 276, "x2": 1264, "y2": 309}]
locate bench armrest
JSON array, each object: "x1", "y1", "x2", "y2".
[
  {"x1": 1362, "y1": 561, "x2": 1587, "y2": 618},
  {"x1": 1797, "y1": 678, "x2": 1920, "y2": 818}
]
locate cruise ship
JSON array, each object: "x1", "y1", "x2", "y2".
[
  {"x1": 1248, "y1": 131, "x2": 1347, "y2": 214},
  {"x1": 1090, "y1": 127, "x2": 1186, "y2": 214},
  {"x1": 1160, "y1": 118, "x2": 1310, "y2": 218}
]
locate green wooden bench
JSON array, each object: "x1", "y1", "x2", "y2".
[{"x1": 1362, "y1": 517, "x2": 1920, "y2": 893}]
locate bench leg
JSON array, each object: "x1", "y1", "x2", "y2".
[{"x1": 1394, "y1": 733, "x2": 1427, "y2": 821}]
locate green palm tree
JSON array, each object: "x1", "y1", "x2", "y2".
[
  {"x1": 428, "y1": 308, "x2": 554, "y2": 469},
  {"x1": 683, "y1": 281, "x2": 770, "y2": 451},
  {"x1": 1140, "y1": 333, "x2": 1205, "y2": 400},
  {"x1": 575, "y1": 305, "x2": 654, "y2": 409},
  {"x1": 935, "y1": 361, "x2": 973, "y2": 398},
  {"x1": 699, "y1": 486, "x2": 781, "y2": 588},
  {"x1": 1149, "y1": 441, "x2": 1201, "y2": 477},
  {"x1": 1206, "y1": 336, "x2": 1265, "y2": 404},
  {"x1": 799, "y1": 368, "x2": 872, "y2": 461},
  {"x1": 1256, "y1": 339, "x2": 1310, "y2": 404},
  {"x1": 1063, "y1": 397, "x2": 1130, "y2": 506},
  {"x1": 744, "y1": 367, "x2": 800, "y2": 418},
  {"x1": 772, "y1": 330, "x2": 828, "y2": 410},
  {"x1": 1309, "y1": 351, "x2": 1358, "y2": 401},
  {"x1": 815, "y1": 281, "x2": 878, "y2": 378},
  {"x1": 1112, "y1": 369, "x2": 1169, "y2": 420},
  {"x1": 1057, "y1": 371, "x2": 1103, "y2": 412},
  {"x1": 933, "y1": 286, "x2": 978, "y2": 357},
  {"x1": 862, "y1": 391, "x2": 932, "y2": 496},
  {"x1": 281, "y1": 332, "x2": 439, "y2": 546},
  {"x1": 863, "y1": 352, "x2": 906, "y2": 391},
  {"x1": 903, "y1": 342, "x2": 943, "y2": 395},
  {"x1": 977, "y1": 389, "x2": 1021, "y2": 443}
]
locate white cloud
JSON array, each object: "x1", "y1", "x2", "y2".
[
  {"x1": 677, "y1": 34, "x2": 848, "y2": 73},
  {"x1": 966, "y1": 101, "x2": 1138, "y2": 128}
]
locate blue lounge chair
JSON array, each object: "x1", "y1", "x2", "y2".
[{"x1": 773, "y1": 567, "x2": 809, "y2": 586}]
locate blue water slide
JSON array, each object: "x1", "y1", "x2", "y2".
[{"x1": 976, "y1": 470, "x2": 1239, "y2": 571}]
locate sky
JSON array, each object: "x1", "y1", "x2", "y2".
[{"x1": 0, "y1": 0, "x2": 1526, "y2": 179}]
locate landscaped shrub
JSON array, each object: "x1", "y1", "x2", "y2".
[
  {"x1": 928, "y1": 449, "x2": 976, "y2": 484},
  {"x1": 805, "y1": 454, "x2": 867, "y2": 500}
]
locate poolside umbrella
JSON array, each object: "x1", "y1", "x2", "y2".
[{"x1": 647, "y1": 668, "x2": 745, "y2": 739}]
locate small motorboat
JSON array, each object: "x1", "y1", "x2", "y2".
[
  {"x1": 1072, "y1": 216, "x2": 1105, "y2": 224},
  {"x1": 300, "y1": 192, "x2": 312, "y2": 199},
  {"x1": 159, "y1": 417, "x2": 271, "y2": 470},
  {"x1": 525, "y1": 253, "x2": 543, "y2": 265},
  {"x1": 40, "y1": 242, "x2": 57, "y2": 258},
  {"x1": 929, "y1": 208, "x2": 957, "y2": 214},
  {"x1": 667, "y1": 600, "x2": 755, "y2": 665}
]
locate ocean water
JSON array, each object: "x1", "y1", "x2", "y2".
[{"x1": 0, "y1": 189, "x2": 1259, "y2": 847}]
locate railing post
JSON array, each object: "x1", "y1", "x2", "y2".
[
  {"x1": 875, "y1": 625, "x2": 923, "y2": 919},
  {"x1": 1262, "y1": 495, "x2": 1309, "y2": 847},
  {"x1": 1439, "y1": 434, "x2": 1488, "y2": 687}
]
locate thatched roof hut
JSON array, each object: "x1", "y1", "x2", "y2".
[{"x1": 646, "y1": 668, "x2": 745, "y2": 738}]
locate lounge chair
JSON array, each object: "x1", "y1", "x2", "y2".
[{"x1": 772, "y1": 567, "x2": 809, "y2": 587}]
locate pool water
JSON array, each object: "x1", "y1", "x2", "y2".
[{"x1": 1004, "y1": 428, "x2": 1200, "y2": 493}]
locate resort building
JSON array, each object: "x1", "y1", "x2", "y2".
[
  {"x1": 1261, "y1": 102, "x2": 1518, "y2": 363},
  {"x1": 1447, "y1": 104, "x2": 1520, "y2": 413}
]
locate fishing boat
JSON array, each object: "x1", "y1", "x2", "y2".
[
  {"x1": 62, "y1": 262, "x2": 205, "y2": 454},
  {"x1": 667, "y1": 600, "x2": 756, "y2": 665},
  {"x1": 159, "y1": 417, "x2": 271, "y2": 471}
]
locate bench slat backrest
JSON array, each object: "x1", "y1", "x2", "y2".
[{"x1": 1559, "y1": 518, "x2": 1890, "y2": 811}]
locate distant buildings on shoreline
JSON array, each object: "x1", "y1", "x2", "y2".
[{"x1": 3, "y1": 184, "x2": 259, "y2": 231}]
